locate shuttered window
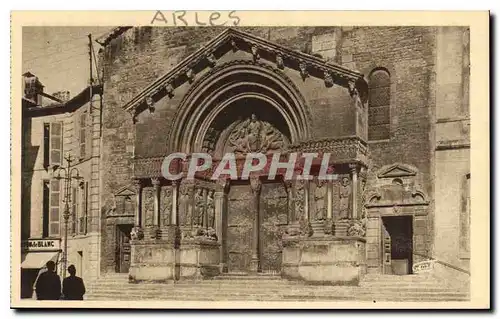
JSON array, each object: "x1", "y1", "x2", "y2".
[
  {"x1": 50, "y1": 122, "x2": 63, "y2": 166},
  {"x1": 71, "y1": 186, "x2": 78, "y2": 235},
  {"x1": 49, "y1": 179, "x2": 61, "y2": 236},
  {"x1": 79, "y1": 112, "x2": 87, "y2": 159}
]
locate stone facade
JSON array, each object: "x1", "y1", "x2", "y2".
[
  {"x1": 21, "y1": 26, "x2": 470, "y2": 290},
  {"x1": 21, "y1": 81, "x2": 103, "y2": 290}
]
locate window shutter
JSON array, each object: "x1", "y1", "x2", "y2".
[
  {"x1": 86, "y1": 112, "x2": 93, "y2": 158},
  {"x1": 50, "y1": 122, "x2": 63, "y2": 166},
  {"x1": 49, "y1": 179, "x2": 61, "y2": 236},
  {"x1": 71, "y1": 186, "x2": 77, "y2": 235},
  {"x1": 79, "y1": 112, "x2": 87, "y2": 159},
  {"x1": 43, "y1": 123, "x2": 50, "y2": 167}
]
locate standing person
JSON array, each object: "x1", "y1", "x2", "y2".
[
  {"x1": 62, "y1": 265, "x2": 86, "y2": 300},
  {"x1": 35, "y1": 261, "x2": 61, "y2": 300}
]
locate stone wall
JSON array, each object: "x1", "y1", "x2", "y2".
[{"x1": 98, "y1": 26, "x2": 439, "y2": 274}]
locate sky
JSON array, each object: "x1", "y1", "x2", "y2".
[{"x1": 22, "y1": 27, "x2": 113, "y2": 98}]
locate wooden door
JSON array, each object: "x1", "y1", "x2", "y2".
[
  {"x1": 260, "y1": 182, "x2": 288, "y2": 273},
  {"x1": 226, "y1": 185, "x2": 253, "y2": 273},
  {"x1": 381, "y1": 220, "x2": 392, "y2": 275},
  {"x1": 116, "y1": 224, "x2": 132, "y2": 273}
]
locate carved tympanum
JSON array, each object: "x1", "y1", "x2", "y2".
[{"x1": 227, "y1": 114, "x2": 287, "y2": 154}]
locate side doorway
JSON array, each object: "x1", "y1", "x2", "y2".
[
  {"x1": 381, "y1": 216, "x2": 413, "y2": 275},
  {"x1": 115, "y1": 224, "x2": 133, "y2": 273}
]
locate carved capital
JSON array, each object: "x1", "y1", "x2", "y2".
[
  {"x1": 151, "y1": 177, "x2": 161, "y2": 188},
  {"x1": 216, "y1": 177, "x2": 230, "y2": 193},
  {"x1": 249, "y1": 175, "x2": 262, "y2": 194},
  {"x1": 132, "y1": 179, "x2": 142, "y2": 192},
  {"x1": 349, "y1": 163, "x2": 359, "y2": 174}
]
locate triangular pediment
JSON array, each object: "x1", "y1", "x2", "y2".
[
  {"x1": 377, "y1": 163, "x2": 417, "y2": 178},
  {"x1": 123, "y1": 28, "x2": 367, "y2": 117},
  {"x1": 115, "y1": 185, "x2": 136, "y2": 197}
]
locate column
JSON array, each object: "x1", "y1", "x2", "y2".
[
  {"x1": 326, "y1": 181, "x2": 333, "y2": 220},
  {"x1": 152, "y1": 178, "x2": 161, "y2": 227},
  {"x1": 133, "y1": 179, "x2": 142, "y2": 227},
  {"x1": 249, "y1": 175, "x2": 262, "y2": 272},
  {"x1": 304, "y1": 180, "x2": 310, "y2": 221},
  {"x1": 350, "y1": 164, "x2": 359, "y2": 219},
  {"x1": 171, "y1": 180, "x2": 179, "y2": 226},
  {"x1": 215, "y1": 178, "x2": 229, "y2": 272}
]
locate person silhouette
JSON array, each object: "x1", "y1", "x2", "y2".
[
  {"x1": 62, "y1": 265, "x2": 86, "y2": 300},
  {"x1": 35, "y1": 260, "x2": 61, "y2": 300}
]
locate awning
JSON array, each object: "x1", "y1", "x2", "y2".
[{"x1": 21, "y1": 252, "x2": 59, "y2": 269}]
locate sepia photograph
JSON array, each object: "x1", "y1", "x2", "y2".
[{"x1": 10, "y1": 11, "x2": 490, "y2": 309}]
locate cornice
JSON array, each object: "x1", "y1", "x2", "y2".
[{"x1": 122, "y1": 28, "x2": 366, "y2": 118}]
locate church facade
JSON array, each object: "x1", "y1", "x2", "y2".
[
  {"x1": 96, "y1": 26, "x2": 470, "y2": 284},
  {"x1": 21, "y1": 26, "x2": 470, "y2": 291}
]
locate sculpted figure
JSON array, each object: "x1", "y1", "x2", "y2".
[
  {"x1": 339, "y1": 177, "x2": 351, "y2": 219},
  {"x1": 261, "y1": 122, "x2": 284, "y2": 151},
  {"x1": 178, "y1": 184, "x2": 190, "y2": 226},
  {"x1": 314, "y1": 180, "x2": 326, "y2": 221},
  {"x1": 294, "y1": 180, "x2": 305, "y2": 221},
  {"x1": 246, "y1": 114, "x2": 262, "y2": 152},
  {"x1": 206, "y1": 190, "x2": 215, "y2": 228},
  {"x1": 194, "y1": 188, "x2": 205, "y2": 227}
]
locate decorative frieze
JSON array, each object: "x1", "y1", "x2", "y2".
[
  {"x1": 206, "y1": 53, "x2": 217, "y2": 67},
  {"x1": 299, "y1": 61, "x2": 309, "y2": 81},
  {"x1": 276, "y1": 54, "x2": 284, "y2": 69},
  {"x1": 123, "y1": 28, "x2": 366, "y2": 118}
]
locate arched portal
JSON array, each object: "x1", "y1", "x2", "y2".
[
  {"x1": 167, "y1": 61, "x2": 311, "y2": 274},
  {"x1": 168, "y1": 61, "x2": 311, "y2": 155}
]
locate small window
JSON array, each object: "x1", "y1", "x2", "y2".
[
  {"x1": 49, "y1": 122, "x2": 63, "y2": 166},
  {"x1": 368, "y1": 68, "x2": 391, "y2": 141}
]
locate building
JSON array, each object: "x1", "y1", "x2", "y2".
[
  {"x1": 20, "y1": 72, "x2": 103, "y2": 298},
  {"x1": 21, "y1": 26, "x2": 470, "y2": 296}
]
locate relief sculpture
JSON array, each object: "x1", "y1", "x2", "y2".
[
  {"x1": 227, "y1": 114, "x2": 286, "y2": 154},
  {"x1": 207, "y1": 190, "x2": 215, "y2": 228},
  {"x1": 194, "y1": 188, "x2": 205, "y2": 227},
  {"x1": 314, "y1": 179, "x2": 326, "y2": 221},
  {"x1": 160, "y1": 187, "x2": 172, "y2": 226},
  {"x1": 178, "y1": 183, "x2": 190, "y2": 226},
  {"x1": 339, "y1": 176, "x2": 351, "y2": 219}
]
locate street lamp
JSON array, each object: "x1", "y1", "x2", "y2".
[{"x1": 53, "y1": 152, "x2": 82, "y2": 280}]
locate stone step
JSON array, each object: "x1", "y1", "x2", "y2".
[
  {"x1": 87, "y1": 283, "x2": 462, "y2": 294},
  {"x1": 85, "y1": 292, "x2": 468, "y2": 302}
]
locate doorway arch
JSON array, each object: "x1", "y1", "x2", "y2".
[{"x1": 168, "y1": 60, "x2": 311, "y2": 154}]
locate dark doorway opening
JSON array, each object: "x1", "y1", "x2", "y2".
[
  {"x1": 382, "y1": 216, "x2": 413, "y2": 275},
  {"x1": 115, "y1": 224, "x2": 133, "y2": 273}
]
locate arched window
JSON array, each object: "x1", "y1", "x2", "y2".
[{"x1": 368, "y1": 68, "x2": 391, "y2": 141}]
